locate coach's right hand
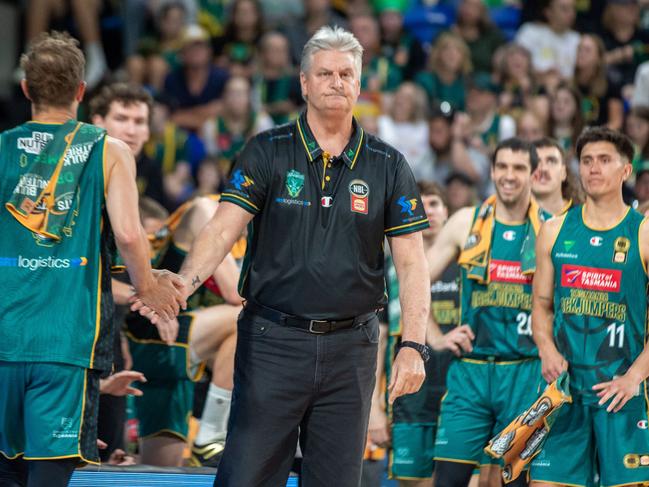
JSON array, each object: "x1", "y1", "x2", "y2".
[
  {"x1": 431, "y1": 324, "x2": 474, "y2": 356},
  {"x1": 540, "y1": 346, "x2": 568, "y2": 383}
]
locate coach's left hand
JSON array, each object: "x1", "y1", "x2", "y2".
[
  {"x1": 593, "y1": 370, "x2": 643, "y2": 413},
  {"x1": 388, "y1": 347, "x2": 425, "y2": 404}
]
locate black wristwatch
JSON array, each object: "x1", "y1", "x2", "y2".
[{"x1": 400, "y1": 341, "x2": 431, "y2": 362}]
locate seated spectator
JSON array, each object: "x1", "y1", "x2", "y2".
[
  {"x1": 626, "y1": 106, "x2": 649, "y2": 174},
  {"x1": 282, "y1": 0, "x2": 348, "y2": 67},
  {"x1": 452, "y1": 0, "x2": 505, "y2": 75},
  {"x1": 350, "y1": 12, "x2": 403, "y2": 94},
  {"x1": 144, "y1": 95, "x2": 195, "y2": 209},
  {"x1": 573, "y1": 33, "x2": 624, "y2": 130},
  {"x1": 635, "y1": 163, "x2": 649, "y2": 207},
  {"x1": 632, "y1": 61, "x2": 649, "y2": 107},
  {"x1": 163, "y1": 24, "x2": 230, "y2": 131},
  {"x1": 202, "y1": 76, "x2": 273, "y2": 175},
  {"x1": 548, "y1": 82, "x2": 583, "y2": 164},
  {"x1": 600, "y1": 0, "x2": 649, "y2": 93},
  {"x1": 194, "y1": 156, "x2": 224, "y2": 196},
  {"x1": 517, "y1": 109, "x2": 546, "y2": 142},
  {"x1": 25, "y1": 0, "x2": 107, "y2": 88},
  {"x1": 253, "y1": 31, "x2": 303, "y2": 125},
  {"x1": 493, "y1": 42, "x2": 549, "y2": 120},
  {"x1": 213, "y1": 0, "x2": 265, "y2": 78},
  {"x1": 428, "y1": 109, "x2": 491, "y2": 197},
  {"x1": 515, "y1": 0, "x2": 580, "y2": 83},
  {"x1": 462, "y1": 72, "x2": 515, "y2": 154},
  {"x1": 445, "y1": 171, "x2": 478, "y2": 215},
  {"x1": 376, "y1": 0, "x2": 426, "y2": 80},
  {"x1": 415, "y1": 32, "x2": 472, "y2": 112},
  {"x1": 378, "y1": 82, "x2": 434, "y2": 180},
  {"x1": 126, "y1": 1, "x2": 189, "y2": 94}
]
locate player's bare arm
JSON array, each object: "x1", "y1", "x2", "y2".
[
  {"x1": 426, "y1": 206, "x2": 475, "y2": 355},
  {"x1": 104, "y1": 136, "x2": 184, "y2": 320},
  {"x1": 593, "y1": 217, "x2": 649, "y2": 412},
  {"x1": 532, "y1": 215, "x2": 568, "y2": 383},
  {"x1": 387, "y1": 231, "x2": 429, "y2": 403},
  {"x1": 179, "y1": 202, "x2": 253, "y2": 298}
]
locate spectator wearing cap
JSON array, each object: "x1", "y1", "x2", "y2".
[
  {"x1": 414, "y1": 32, "x2": 472, "y2": 112},
  {"x1": 600, "y1": 0, "x2": 649, "y2": 91},
  {"x1": 461, "y1": 72, "x2": 515, "y2": 154},
  {"x1": 452, "y1": 0, "x2": 505, "y2": 76},
  {"x1": 376, "y1": 0, "x2": 427, "y2": 81},
  {"x1": 378, "y1": 82, "x2": 434, "y2": 181},
  {"x1": 515, "y1": 0, "x2": 580, "y2": 81},
  {"x1": 162, "y1": 24, "x2": 230, "y2": 131}
]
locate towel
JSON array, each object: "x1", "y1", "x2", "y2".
[
  {"x1": 6, "y1": 120, "x2": 106, "y2": 241},
  {"x1": 458, "y1": 195, "x2": 545, "y2": 283},
  {"x1": 484, "y1": 373, "x2": 572, "y2": 483}
]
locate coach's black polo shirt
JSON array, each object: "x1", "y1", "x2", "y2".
[{"x1": 220, "y1": 111, "x2": 428, "y2": 319}]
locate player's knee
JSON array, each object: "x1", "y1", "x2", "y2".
[{"x1": 434, "y1": 461, "x2": 476, "y2": 487}]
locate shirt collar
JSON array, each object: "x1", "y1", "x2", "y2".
[{"x1": 296, "y1": 111, "x2": 364, "y2": 169}]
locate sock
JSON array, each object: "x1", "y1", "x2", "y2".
[{"x1": 195, "y1": 384, "x2": 232, "y2": 445}]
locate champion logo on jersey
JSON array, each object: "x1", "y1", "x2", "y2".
[
  {"x1": 589, "y1": 236, "x2": 603, "y2": 247},
  {"x1": 321, "y1": 196, "x2": 333, "y2": 207},
  {"x1": 503, "y1": 230, "x2": 516, "y2": 241},
  {"x1": 638, "y1": 420, "x2": 648, "y2": 430},
  {"x1": 561, "y1": 264, "x2": 621, "y2": 292}
]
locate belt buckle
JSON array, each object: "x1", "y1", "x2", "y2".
[{"x1": 308, "y1": 319, "x2": 328, "y2": 334}]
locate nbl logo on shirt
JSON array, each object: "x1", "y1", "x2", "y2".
[{"x1": 561, "y1": 264, "x2": 621, "y2": 292}]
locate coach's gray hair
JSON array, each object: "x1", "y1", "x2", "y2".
[{"x1": 300, "y1": 26, "x2": 363, "y2": 76}]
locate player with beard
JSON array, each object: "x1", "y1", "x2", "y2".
[{"x1": 425, "y1": 138, "x2": 546, "y2": 487}]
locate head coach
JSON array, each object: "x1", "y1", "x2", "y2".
[{"x1": 136, "y1": 25, "x2": 431, "y2": 487}]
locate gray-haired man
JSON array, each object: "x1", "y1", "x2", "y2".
[{"x1": 138, "y1": 26, "x2": 431, "y2": 486}]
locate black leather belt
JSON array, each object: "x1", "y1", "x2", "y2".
[{"x1": 244, "y1": 301, "x2": 377, "y2": 334}]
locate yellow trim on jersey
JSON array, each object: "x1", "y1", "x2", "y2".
[
  {"x1": 433, "y1": 456, "x2": 479, "y2": 466},
  {"x1": 0, "y1": 450, "x2": 24, "y2": 460},
  {"x1": 125, "y1": 332, "x2": 189, "y2": 349},
  {"x1": 581, "y1": 205, "x2": 630, "y2": 231},
  {"x1": 605, "y1": 481, "x2": 649, "y2": 487},
  {"x1": 349, "y1": 129, "x2": 364, "y2": 170},
  {"x1": 139, "y1": 429, "x2": 187, "y2": 442},
  {"x1": 385, "y1": 219, "x2": 429, "y2": 234},
  {"x1": 638, "y1": 217, "x2": 649, "y2": 276},
  {"x1": 460, "y1": 357, "x2": 532, "y2": 365},
  {"x1": 77, "y1": 369, "x2": 89, "y2": 462},
  {"x1": 89, "y1": 255, "x2": 103, "y2": 368},
  {"x1": 184, "y1": 312, "x2": 206, "y2": 381},
  {"x1": 220, "y1": 193, "x2": 260, "y2": 212},
  {"x1": 101, "y1": 137, "x2": 108, "y2": 199},
  {"x1": 529, "y1": 480, "x2": 586, "y2": 487},
  {"x1": 296, "y1": 118, "x2": 313, "y2": 162},
  {"x1": 549, "y1": 212, "x2": 568, "y2": 256}
]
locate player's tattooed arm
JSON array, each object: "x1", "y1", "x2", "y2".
[{"x1": 191, "y1": 275, "x2": 201, "y2": 289}]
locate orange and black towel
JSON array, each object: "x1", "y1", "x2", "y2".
[{"x1": 485, "y1": 373, "x2": 572, "y2": 483}]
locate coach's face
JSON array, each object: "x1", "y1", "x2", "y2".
[
  {"x1": 579, "y1": 141, "x2": 631, "y2": 199},
  {"x1": 491, "y1": 148, "x2": 532, "y2": 207},
  {"x1": 300, "y1": 50, "x2": 360, "y2": 117},
  {"x1": 93, "y1": 101, "x2": 150, "y2": 157}
]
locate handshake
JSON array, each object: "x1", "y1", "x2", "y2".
[{"x1": 129, "y1": 269, "x2": 191, "y2": 343}]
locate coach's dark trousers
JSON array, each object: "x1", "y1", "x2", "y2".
[{"x1": 214, "y1": 307, "x2": 379, "y2": 487}]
